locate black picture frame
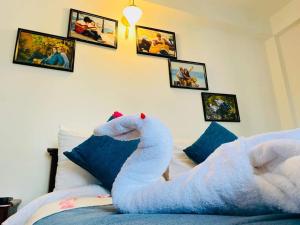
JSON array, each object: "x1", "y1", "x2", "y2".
[
  {"x1": 67, "y1": 9, "x2": 118, "y2": 49},
  {"x1": 13, "y1": 28, "x2": 75, "y2": 72},
  {"x1": 201, "y1": 92, "x2": 241, "y2": 122},
  {"x1": 136, "y1": 25, "x2": 177, "y2": 59},
  {"x1": 168, "y1": 59, "x2": 209, "y2": 90}
]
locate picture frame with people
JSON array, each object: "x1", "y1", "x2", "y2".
[
  {"x1": 67, "y1": 9, "x2": 118, "y2": 49},
  {"x1": 13, "y1": 28, "x2": 75, "y2": 72},
  {"x1": 136, "y1": 25, "x2": 177, "y2": 59},
  {"x1": 168, "y1": 59, "x2": 209, "y2": 90}
]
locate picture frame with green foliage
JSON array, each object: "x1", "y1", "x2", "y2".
[
  {"x1": 13, "y1": 28, "x2": 75, "y2": 72},
  {"x1": 201, "y1": 92, "x2": 240, "y2": 122}
]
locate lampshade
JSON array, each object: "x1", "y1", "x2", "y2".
[{"x1": 123, "y1": 2, "x2": 142, "y2": 26}]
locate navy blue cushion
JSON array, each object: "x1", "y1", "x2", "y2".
[
  {"x1": 183, "y1": 122, "x2": 237, "y2": 164},
  {"x1": 64, "y1": 135, "x2": 139, "y2": 191}
]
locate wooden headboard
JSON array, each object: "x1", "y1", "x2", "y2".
[{"x1": 47, "y1": 148, "x2": 58, "y2": 193}]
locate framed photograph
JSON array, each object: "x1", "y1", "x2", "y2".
[
  {"x1": 168, "y1": 59, "x2": 209, "y2": 90},
  {"x1": 68, "y1": 9, "x2": 118, "y2": 49},
  {"x1": 136, "y1": 25, "x2": 177, "y2": 59},
  {"x1": 13, "y1": 28, "x2": 75, "y2": 72},
  {"x1": 201, "y1": 92, "x2": 240, "y2": 122}
]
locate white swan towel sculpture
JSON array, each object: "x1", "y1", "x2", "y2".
[{"x1": 94, "y1": 114, "x2": 300, "y2": 215}]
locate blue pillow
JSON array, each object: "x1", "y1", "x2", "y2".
[
  {"x1": 64, "y1": 135, "x2": 139, "y2": 191},
  {"x1": 183, "y1": 122, "x2": 237, "y2": 164}
]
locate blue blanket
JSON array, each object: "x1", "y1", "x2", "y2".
[{"x1": 34, "y1": 206, "x2": 300, "y2": 225}]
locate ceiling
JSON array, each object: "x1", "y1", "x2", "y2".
[{"x1": 145, "y1": 0, "x2": 292, "y2": 36}]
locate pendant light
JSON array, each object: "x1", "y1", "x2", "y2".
[{"x1": 123, "y1": 0, "x2": 143, "y2": 26}]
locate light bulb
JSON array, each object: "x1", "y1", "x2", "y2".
[{"x1": 123, "y1": 5, "x2": 142, "y2": 26}]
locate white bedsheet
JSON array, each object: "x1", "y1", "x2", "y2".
[{"x1": 3, "y1": 185, "x2": 109, "y2": 225}]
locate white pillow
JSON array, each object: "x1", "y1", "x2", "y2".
[
  {"x1": 169, "y1": 140, "x2": 196, "y2": 179},
  {"x1": 54, "y1": 127, "x2": 101, "y2": 191}
]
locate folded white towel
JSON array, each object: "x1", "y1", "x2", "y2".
[
  {"x1": 95, "y1": 115, "x2": 300, "y2": 215},
  {"x1": 251, "y1": 139, "x2": 300, "y2": 213}
]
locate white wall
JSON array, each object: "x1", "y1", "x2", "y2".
[
  {"x1": 277, "y1": 21, "x2": 300, "y2": 125},
  {"x1": 265, "y1": 38, "x2": 295, "y2": 129},
  {"x1": 0, "y1": 0, "x2": 280, "y2": 205},
  {"x1": 266, "y1": 0, "x2": 300, "y2": 129}
]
